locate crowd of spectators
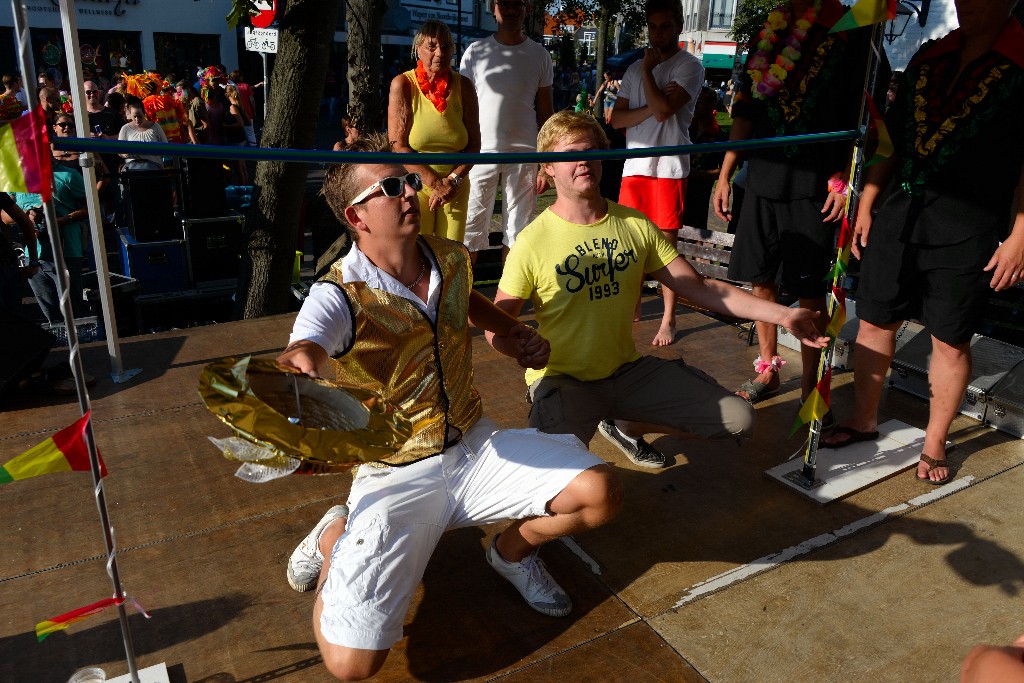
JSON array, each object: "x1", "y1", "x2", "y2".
[{"x1": 0, "y1": 62, "x2": 258, "y2": 345}]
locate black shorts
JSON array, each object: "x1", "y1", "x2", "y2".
[
  {"x1": 727, "y1": 192, "x2": 836, "y2": 299},
  {"x1": 856, "y1": 229, "x2": 997, "y2": 346}
]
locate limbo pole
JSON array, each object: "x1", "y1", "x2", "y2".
[
  {"x1": 799, "y1": 20, "x2": 887, "y2": 487},
  {"x1": 11, "y1": 2, "x2": 141, "y2": 680}
]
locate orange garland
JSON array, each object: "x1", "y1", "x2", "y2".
[{"x1": 415, "y1": 60, "x2": 450, "y2": 113}]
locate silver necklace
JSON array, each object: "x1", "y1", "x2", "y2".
[{"x1": 404, "y1": 255, "x2": 428, "y2": 289}]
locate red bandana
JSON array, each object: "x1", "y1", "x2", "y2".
[{"x1": 415, "y1": 60, "x2": 450, "y2": 113}]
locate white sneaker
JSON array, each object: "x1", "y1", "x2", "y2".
[
  {"x1": 286, "y1": 504, "x2": 349, "y2": 593},
  {"x1": 486, "y1": 535, "x2": 572, "y2": 617}
]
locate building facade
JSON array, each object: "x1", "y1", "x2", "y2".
[
  {"x1": 680, "y1": 0, "x2": 739, "y2": 82},
  {"x1": 0, "y1": 0, "x2": 240, "y2": 88}
]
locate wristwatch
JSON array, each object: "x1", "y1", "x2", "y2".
[{"x1": 447, "y1": 172, "x2": 463, "y2": 190}]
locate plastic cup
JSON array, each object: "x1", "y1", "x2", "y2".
[{"x1": 67, "y1": 668, "x2": 106, "y2": 683}]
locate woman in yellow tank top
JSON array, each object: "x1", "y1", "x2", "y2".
[{"x1": 388, "y1": 20, "x2": 480, "y2": 242}]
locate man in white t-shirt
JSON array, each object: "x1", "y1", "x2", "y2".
[
  {"x1": 459, "y1": 0, "x2": 554, "y2": 262},
  {"x1": 611, "y1": 0, "x2": 703, "y2": 348}
]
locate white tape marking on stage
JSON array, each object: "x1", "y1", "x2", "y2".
[
  {"x1": 673, "y1": 478, "x2": 976, "y2": 608},
  {"x1": 560, "y1": 536, "x2": 603, "y2": 576},
  {"x1": 907, "y1": 475, "x2": 975, "y2": 505}
]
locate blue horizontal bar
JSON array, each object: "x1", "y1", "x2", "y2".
[{"x1": 52, "y1": 128, "x2": 862, "y2": 166}]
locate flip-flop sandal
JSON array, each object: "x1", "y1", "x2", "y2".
[
  {"x1": 820, "y1": 425, "x2": 879, "y2": 450},
  {"x1": 916, "y1": 453, "x2": 952, "y2": 485},
  {"x1": 736, "y1": 378, "x2": 780, "y2": 404}
]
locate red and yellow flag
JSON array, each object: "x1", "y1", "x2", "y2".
[
  {"x1": 36, "y1": 595, "x2": 150, "y2": 641},
  {"x1": 790, "y1": 369, "x2": 833, "y2": 436},
  {"x1": 0, "y1": 107, "x2": 52, "y2": 202},
  {"x1": 830, "y1": 0, "x2": 896, "y2": 33},
  {"x1": 0, "y1": 411, "x2": 105, "y2": 484},
  {"x1": 826, "y1": 215, "x2": 855, "y2": 281},
  {"x1": 36, "y1": 597, "x2": 121, "y2": 642},
  {"x1": 825, "y1": 286, "x2": 847, "y2": 340},
  {"x1": 864, "y1": 89, "x2": 894, "y2": 167}
]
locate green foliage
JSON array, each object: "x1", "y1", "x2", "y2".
[
  {"x1": 226, "y1": 0, "x2": 263, "y2": 31},
  {"x1": 552, "y1": 0, "x2": 646, "y2": 41},
  {"x1": 730, "y1": 0, "x2": 778, "y2": 48}
]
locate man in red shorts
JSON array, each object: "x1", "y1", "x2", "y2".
[{"x1": 611, "y1": 0, "x2": 703, "y2": 348}]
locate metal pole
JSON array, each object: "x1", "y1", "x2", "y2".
[
  {"x1": 261, "y1": 51, "x2": 269, "y2": 124},
  {"x1": 55, "y1": 0, "x2": 139, "y2": 384},
  {"x1": 799, "y1": 21, "x2": 885, "y2": 487},
  {"x1": 11, "y1": 4, "x2": 142, "y2": 680}
]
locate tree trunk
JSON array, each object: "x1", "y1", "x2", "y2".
[
  {"x1": 237, "y1": 0, "x2": 342, "y2": 319},
  {"x1": 346, "y1": 0, "x2": 387, "y2": 133},
  {"x1": 525, "y1": 0, "x2": 545, "y2": 43}
]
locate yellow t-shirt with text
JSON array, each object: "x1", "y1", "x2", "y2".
[{"x1": 499, "y1": 201, "x2": 679, "y2": 385}]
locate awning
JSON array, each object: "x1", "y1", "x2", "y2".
[{"x1": 702, "y1": 53, "x2": 736, "y2": 69}]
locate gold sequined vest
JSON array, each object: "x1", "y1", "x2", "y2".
[{"x1": 321, "y1": 236, "x2": 483, "y2": 465}]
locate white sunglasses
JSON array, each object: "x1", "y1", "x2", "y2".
[{"x1": 349, "y1": 173, "x2": 423, "y2": 206}]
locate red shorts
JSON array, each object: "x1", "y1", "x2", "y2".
[{"x1": 619, "y1": 176, "x2": 688, "y2": 232}]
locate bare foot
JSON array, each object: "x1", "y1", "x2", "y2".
[
  {"x1": 651, "y1": 324, "x2": 676, "y2": 346},
  {"x1": 633, "y1": 300, "x2": 642, "y2": 323},
  {"x1": 735, "y1": 370, "x2": 780, "y2": 402}
]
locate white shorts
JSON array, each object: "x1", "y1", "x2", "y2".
[
  {"x1": 318, "y1": 416, "x2": 603, "y2": 650},
  {"x1": 463, "y1": 162, "x2": 538, "y2": 252}
]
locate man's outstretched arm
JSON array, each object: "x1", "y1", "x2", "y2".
[{"x1": 650, "y1": 257, "x2": 829, "y2": 348}]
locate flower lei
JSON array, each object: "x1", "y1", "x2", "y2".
[
  {"x1": 748, "y1": 1, "x2": 820, "y2": 100},
  {"x1": 754, "y1": 355, "x2": 786, "y2": 374},
  {"x1": 898, "y1": 49, "x2": 1022, "y2": 197},
  {"x1": 415, "y1": 60, "x2": 450, "y2": 113}
]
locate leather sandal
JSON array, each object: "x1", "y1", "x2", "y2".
[
  {"x1": 916, "y1": 453, "x2": 952, "y2": 485},
  {"x1": 737, "y1": 355, "x2": 785, "y2": 404},
  {"x1": 736, "y1": 377, "x2": 780, "y2": 404},
  {"x1": 821, "y1": 426, "x2": 878, "y2": 449}
]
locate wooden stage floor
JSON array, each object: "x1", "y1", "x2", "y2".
[{"x1": 2, "y1": 296, "x2": 1023, "y2": 682}]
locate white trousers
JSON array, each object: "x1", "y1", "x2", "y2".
[{"x1": 463, "y1": 162, "x2": 538, "y2": 252}]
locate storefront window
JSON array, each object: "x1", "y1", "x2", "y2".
[
  {"x1": 154, "y1": 33, "x2": 220, "y2": 82},
  {"x1": 28, "y1": 27, "x2": 141, "y2": 90}
]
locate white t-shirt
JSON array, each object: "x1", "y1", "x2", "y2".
[
  {"x1": 289, "y1": 241, "x2": 441, "y2": 355},
  {"x1": 118, "y1": 121, "x2": 168, "y2": 166},
  {"x1": 459, "y1": 35, "x2": 553, "y2": 152},
  {"x1": 619, "y1": 49, "x2": 703, "y2": 179}
]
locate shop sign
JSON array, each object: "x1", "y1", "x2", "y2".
[
  {"x1": 408, "y1": 7, "x2": 459, "y2": 24},
  {"x1": 245, "y1": 26, "x2": 278, "y2": 54},
  {"x1": 24, "y1": 0, "x2": 140, "y2": 18}
]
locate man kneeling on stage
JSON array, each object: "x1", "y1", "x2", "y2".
[{"x1": 276, "y1": 132, "x2": 622, "y2": 681}]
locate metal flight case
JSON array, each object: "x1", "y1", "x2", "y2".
[
  {"x1": 985, "y1": 359, "x2": 1024, "y2": 439},
  {"x1": 116, "y1": 169, "x2": 180, "y2": 243},
  {"x1": 890, "y1": 331, "x2": 1024, "y2": 422},
  {"x1": 118, "y1": 229, "x2": 189, "y2": 295},
  {"x1": 181, "y1": 211, "x2": 245, "y2": 289}
]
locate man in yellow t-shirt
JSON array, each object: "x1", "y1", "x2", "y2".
[{"x1": 492, "y1": 112, "x2": 829, "y2": 468}]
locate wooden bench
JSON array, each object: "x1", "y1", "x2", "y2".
[{"x1": 675, "y1": 226, "x2": 756, "y2": 345}]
